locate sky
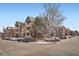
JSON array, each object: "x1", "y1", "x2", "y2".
[{"x1": 0, "y1": 3, "x2": 79, "y2": 32}]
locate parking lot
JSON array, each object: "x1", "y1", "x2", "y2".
[{"x1": 0, "y1": 36, "x2": 79, "y2": 56}]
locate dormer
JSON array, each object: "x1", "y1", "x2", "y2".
[
  {"x1": 25, "y1": 16, "x2": 35, "y2": 23},
  {"x1": 15, "y1": 21, "x2": 23, "y2": 27}
]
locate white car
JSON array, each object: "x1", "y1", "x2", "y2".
[
  {"x1": 3, "y1": 37, "x2": 9, "y2": 40},
  {"x1": 16, "y1": 38, "x2": 24, "y2": 42},
  {"x1": 44, "y1": 36, "x2": 61, "y2": 42},
  {"x1": 9, "y1": 37, "x2": 17, "y2": 41}
]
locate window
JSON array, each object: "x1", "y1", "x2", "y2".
[
  {"x1": 16, "y1": 29, "x2": 18, "y2": 31},
  {"x1": 27, "y1": 21, "x2": 31, "y2": 24},
  {"x1": 16, "y1": 25, "x2": 18, "y2": 27},
  {"x1": 23, "y1": 33, "x2": 25, "y2": 36},
  {"x1": 27, "y1": 27, "x2": 31, "y2": 30},
  {"x1": 15, "y1": 34, "x2": 19, "y2": 37},
  {"x1": 27, "y1": 33, "x2": 30, "y2": 36}
]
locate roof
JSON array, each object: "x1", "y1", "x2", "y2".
[
  {"x1": 25, "y1": 16, "x2": 35, "y2": 22},
  {"x1": 15, "y1": 21, "x2": 24, "y2": 26}
]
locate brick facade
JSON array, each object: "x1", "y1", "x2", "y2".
[{"x1": 2, "y1": 16, "x2": 79, "y2": 40}]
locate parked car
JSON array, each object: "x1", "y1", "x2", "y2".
[
  {"x1": 58, "y1": 36, "x2": 67, "y2": 39},
  {"x1": 65, "y1": 35, "x2": 72, "y2": 39},
  {"x1": 9, "y1": 37, "x2": 17, "y2": 41},
  {"x1": 44, "y1": 36, "x2": 61, "y2": 42},
  {"x1": 2, "y1": 37, "x2": 10, "y2": 40},
  {"x1": 16, "y1": 38, "x2": 24, "y2": 42},
  {"x1": 24, "y1": 37, "x2": 36, "y2": 42}
]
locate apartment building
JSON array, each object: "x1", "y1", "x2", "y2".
[
  {"x1": 15, "y1": 21, "x2": 25, "y2": 37},
  {"x1": 0, "y1": 32, "x2": 2, "y2": 38},
  {"x1": 3, "y1": 16, "x2": 79, "y2": 40},
  {"x1": 24, "y1": 16, "x2": 35, "y2": 38},
  {"x1": 56, "y1": 26, "x2": 66, "y2": 37},
  {"x1": 3, "y1": 27, "x2": 16, "y2": 37}
]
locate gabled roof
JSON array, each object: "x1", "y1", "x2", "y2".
[
  {"x1": 15, "y1": 21, "x2": 24, "y2": 26},
  {"x1": 25, "y1": 16, "x2": 35, "y2": 22}
]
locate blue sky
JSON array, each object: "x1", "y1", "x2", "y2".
[{"x1": 0, "y1": 3, "x2": 79, "y2": 32}]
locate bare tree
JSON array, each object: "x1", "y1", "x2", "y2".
[
  {"x1": 43, "y1": 3, "x2": 66, "y2": 27},
  {"x1": 32, "y1": 16, "x2": 47, "y2": 40},
  {"x1": 33, "y1": 4, "x2": 66, "y2": 40},
  {"x1": 41, "y1": 3, "x2": 66, "y2": 36}
]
